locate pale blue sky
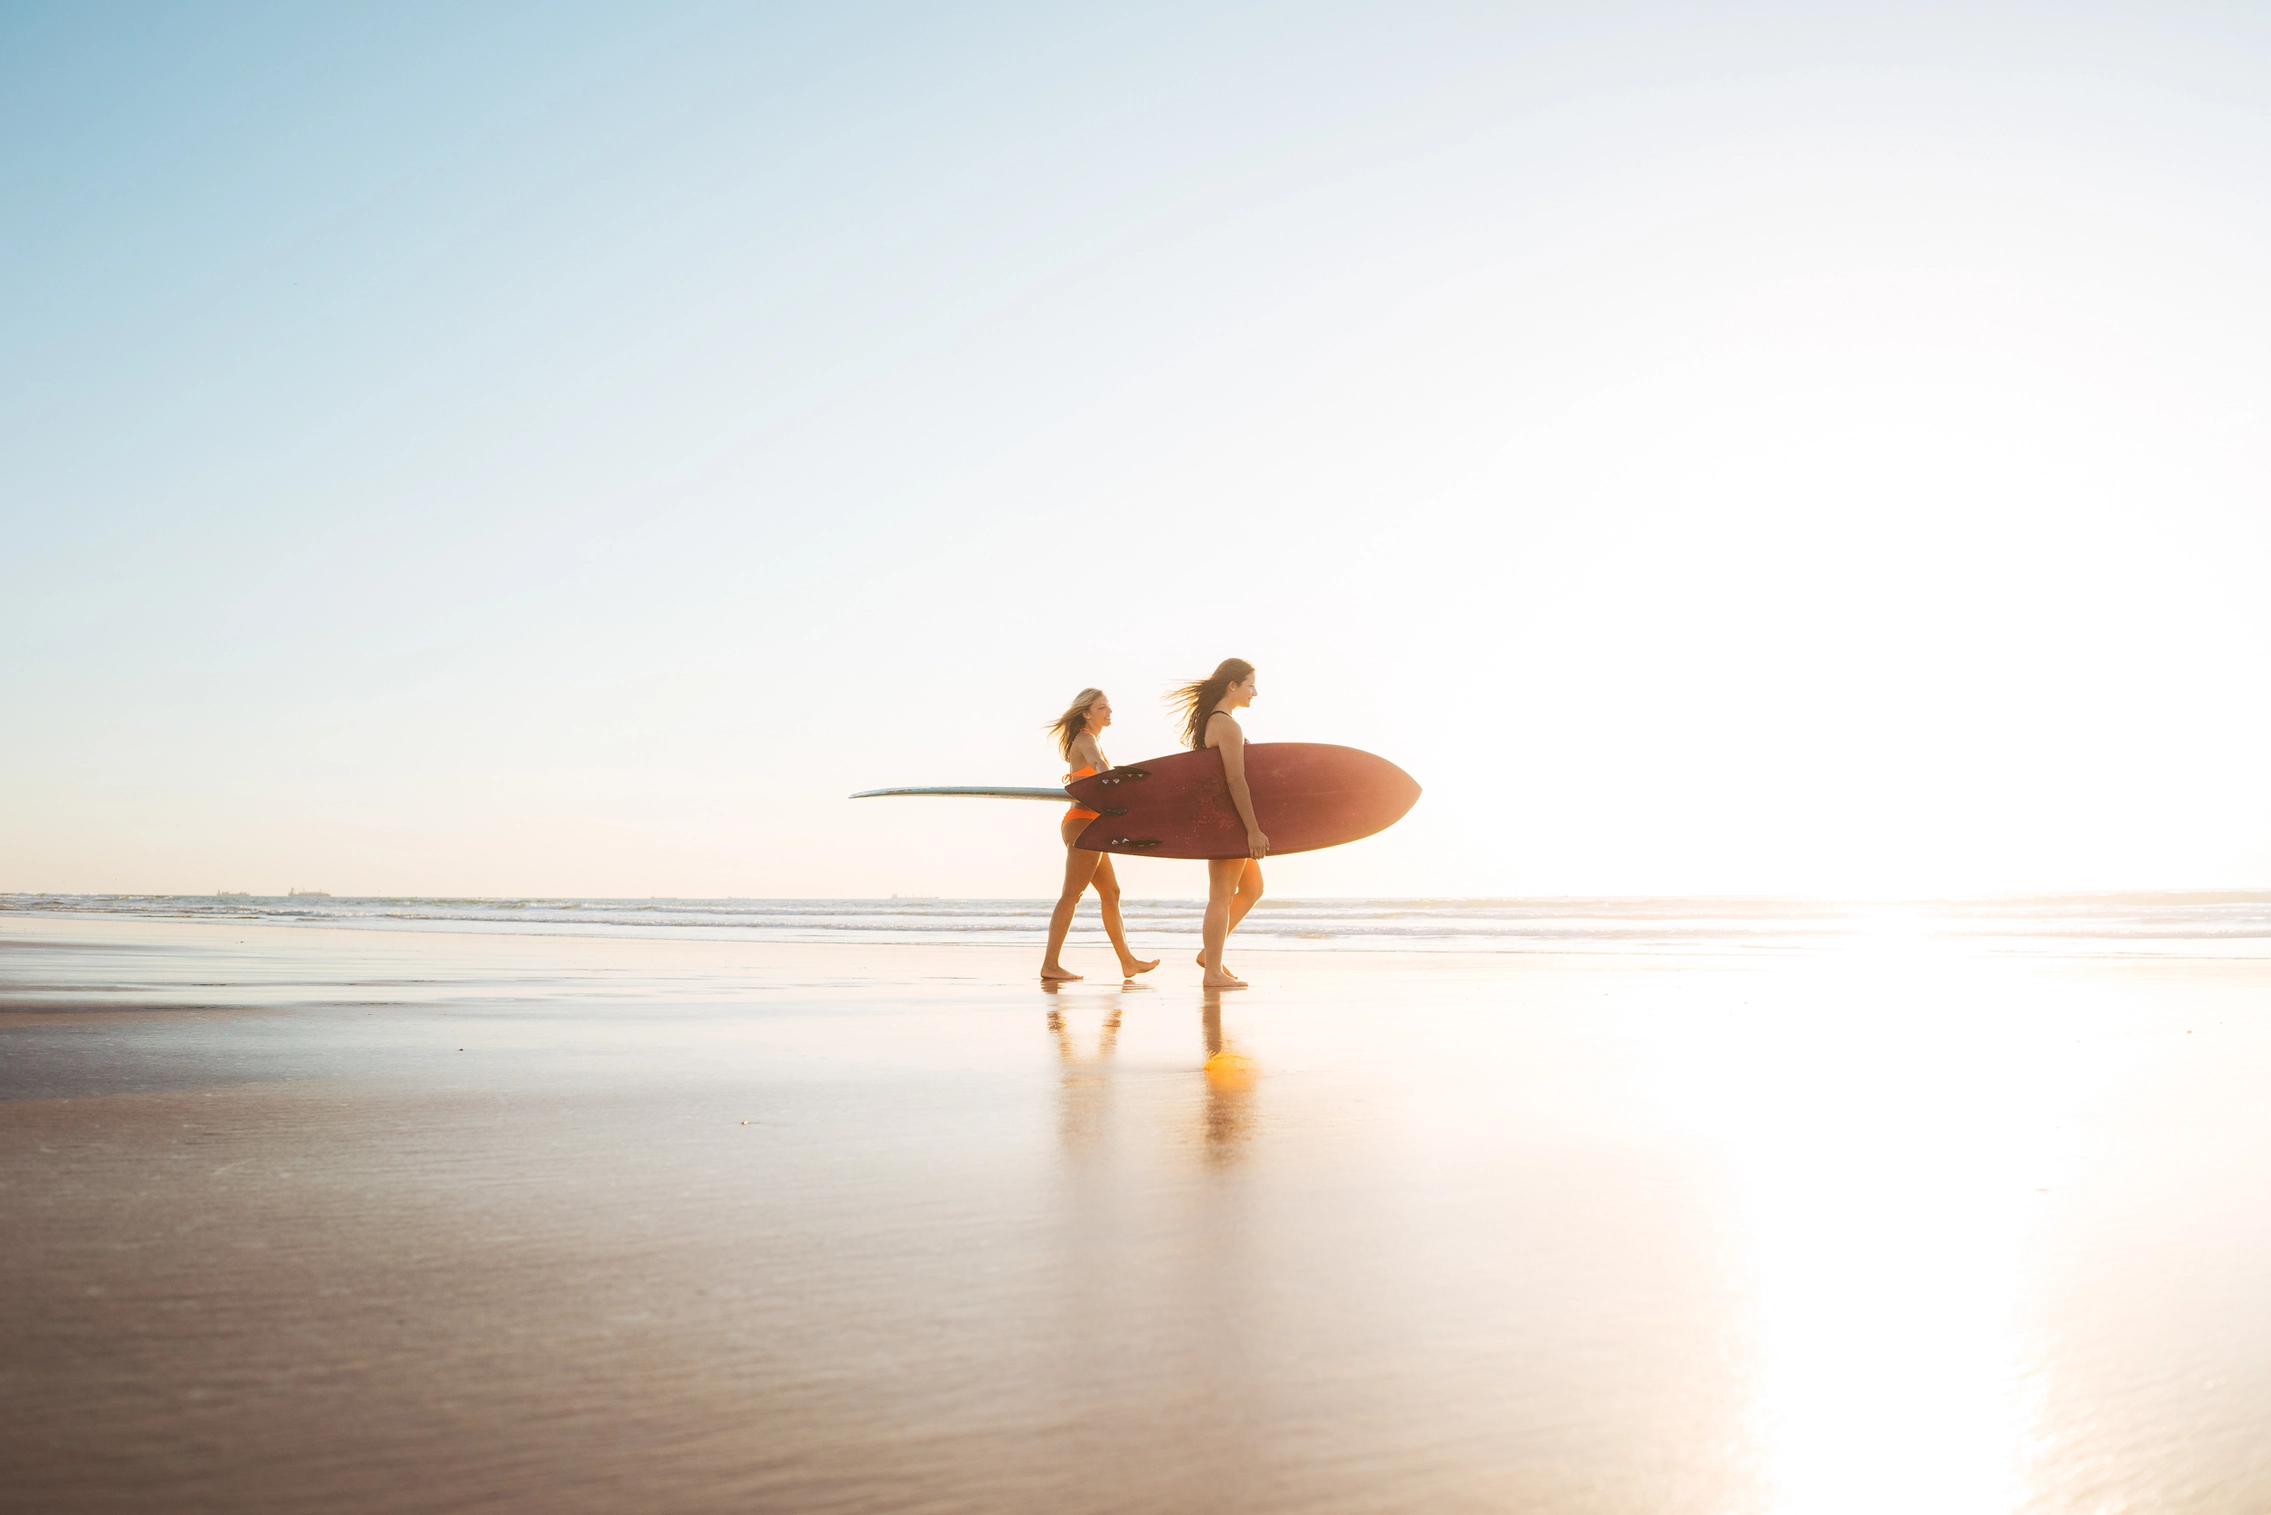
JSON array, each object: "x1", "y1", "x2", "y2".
[{"x1": 7, "y1": 2, "x2": 2271, "y2": 897}]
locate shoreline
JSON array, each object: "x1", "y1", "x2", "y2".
[
  {"x1": 13, "y1": 899, "x2": 2271, "y2": 972},
  {"x1": 11, "y1": 896, "x2": 2271, "y2": 962}
]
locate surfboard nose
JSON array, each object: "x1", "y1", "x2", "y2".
[{"x1": 1353, "y1": 751, "x2": 1423, "y2": 832}]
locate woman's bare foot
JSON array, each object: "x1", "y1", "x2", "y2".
[
  {"x1": 1119, "y1": 957, "x2": 1160, "y2": 978},
  {"x1": 1041, "y1": 966, "x2": 1084, "y2": 982},
  {"x1": 1202, "y1": 970, "x2": 1247, "y2": 989}
]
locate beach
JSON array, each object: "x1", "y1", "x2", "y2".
[
  {"x1": 17, "y1": 1, "x2": 2271, "y2": 1510},
  {"x1": 6, "y1": 909, "x2": 2271, "y2": 1513}
]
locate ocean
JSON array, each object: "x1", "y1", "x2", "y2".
[{"x1": 8, "y1": 890, "x2": 2271, "y2": 956}]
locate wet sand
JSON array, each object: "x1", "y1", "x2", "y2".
[{"x1": 5, "y1": 917, "x2": 2271, "y2": 1514}]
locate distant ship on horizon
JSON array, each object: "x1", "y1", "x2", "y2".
[{"x1": 288, "y1": 888, "x2": 332, "y2": 898}]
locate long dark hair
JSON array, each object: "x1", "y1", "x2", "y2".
[
  {"x1": 1047, "y1": 687, "x2": 1106, "y2": 762},
  {"x1": 1168, "y1": 659, "x2": 1254, "y2": 749}
]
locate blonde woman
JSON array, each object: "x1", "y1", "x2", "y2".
[
  {"x1": 1169, "y1": 659, "x2": 1267, "y2": 989},
  {"x1": 1040, "y1": 689, "x2": 1161, "y2": 983}
]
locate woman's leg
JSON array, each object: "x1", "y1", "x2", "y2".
[
  {"x1": 1088, "y1": 856, "x2": 1159, "y2": 977},
  {"x1": 1226, "y1": 860, "x2": 1264, "y2": 934},
  {"x1": 1197, "y1": 859, "x2": 1266, "y2": 965},
  {"x1": 1043, "y1": 817, "x2": 1104, "y2": 980},
  {"x1": 1201, "y1": 857, "x2": 1248, "y2": 987}
]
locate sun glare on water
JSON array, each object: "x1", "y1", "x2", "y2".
[{"x1": 1657, "y1": 946, "x2": 2105, "y2": 1513}]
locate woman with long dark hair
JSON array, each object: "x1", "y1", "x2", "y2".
[
  {"x1": 1040, "y1": 689, "x2": 1161, "y2": 983},
  {"x1": 1169, "y1": 659, "x2": 1267, "y2": 989}
]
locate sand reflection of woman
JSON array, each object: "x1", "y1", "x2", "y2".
[
  {"x1": 1040, "y1": 690, "x2": 1162, "y2": 983},
  {"x1": 1171, "y1": 659, "x2": 1267, "y2": 989},
  {"x1": 1049, "y1": 1000, "x2": 1124, "y2": 1153},
  {"x1": 1198, "y1": 993, "x2": 1258, "y2": 1160}
]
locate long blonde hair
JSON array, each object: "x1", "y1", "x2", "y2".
[
  {"x1": 1047, "y1": 687, "x2": 1106, "y2": 762},
  {"x1": 1168, "y1": 658, "x2": 1253, "y2": 749}
]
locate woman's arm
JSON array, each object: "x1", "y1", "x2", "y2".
[
  {"x1": 1069, "y1": 732, "x2": 1104, "y2": 773},
  {"x1": 1215, "y1": 720, "x2": 1270, "y2": 858}
]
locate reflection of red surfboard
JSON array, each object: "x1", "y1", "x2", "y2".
[{"x1": 1065, "y1": 743, "x2": 1420, "y2": 860}]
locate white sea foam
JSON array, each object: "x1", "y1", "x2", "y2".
[{"x1": 7, "y1": 892, "x2": 2271, "y2": 956}]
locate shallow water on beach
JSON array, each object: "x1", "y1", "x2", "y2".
[{"x1": 5, "y1": 917, "x2": 2271, "y2": 1513}]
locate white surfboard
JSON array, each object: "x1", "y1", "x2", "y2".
[{"x1": 850, "y1": 786, "x2": 1073, "y2": 801}]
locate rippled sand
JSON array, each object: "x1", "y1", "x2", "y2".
[{"x1": 5, "y1": 916, "x2": 2270, "y2": 1513}]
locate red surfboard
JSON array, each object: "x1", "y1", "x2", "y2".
[{"x1": 1065, "y1": 743, "x2": 1420, "y2": 860}]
